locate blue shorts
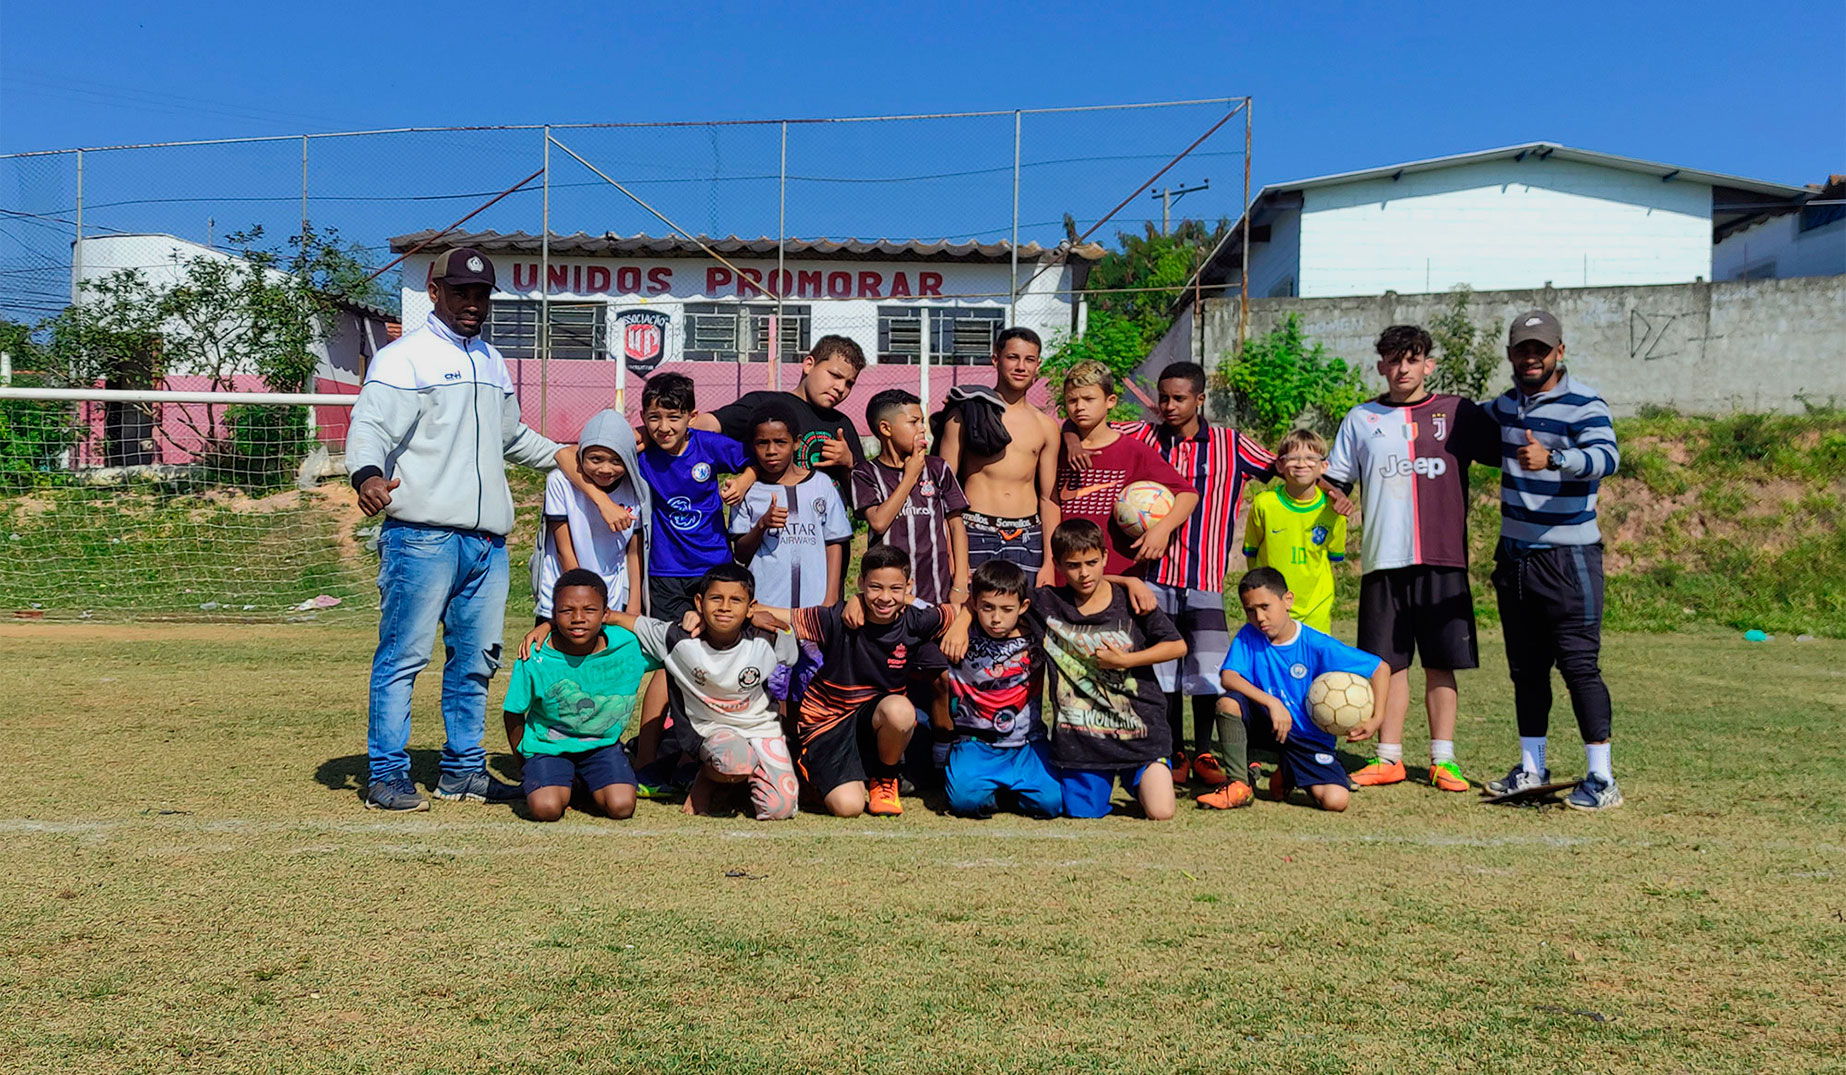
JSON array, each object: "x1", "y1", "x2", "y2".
[
  {"x1": 1058, "y1": 759, "x2": 1168, "y2": 819},
  {"x1": 522, "y1": 743, "x2": 637, "y2": 795},
  {"x1": 945, "y1": 739, "x2": 1062, "y2": 819},
  {"x1": 1236, "y1": 693, "x2": 1350, "y2": 790}
]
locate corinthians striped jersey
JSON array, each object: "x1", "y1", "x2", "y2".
[{"x1": 1117, "y1": 420, "x2": 1276, "y2": 593}]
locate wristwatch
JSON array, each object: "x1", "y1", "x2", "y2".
[{"x1": 1546, "y1": 449, "x2": 1565, "y2": 471}]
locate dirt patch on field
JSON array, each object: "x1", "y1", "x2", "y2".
[{"x1": 0, "y1": 621, "x2": 327, "y2": 644}]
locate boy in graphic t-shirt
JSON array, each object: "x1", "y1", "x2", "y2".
[
  {"x1": 612, "y1": 564, "x2": 801, "y2": 821},
  {"x1": 941, "y1": 520, "x2": 1182, "y2": 820},
  {"x1": 1053, "y1": 361, "x2": 1198, "y2": 578},
  {"x1": 1325, "y1": 325, "x2": 1500, "y2": 792},
  {"x1": 730, "y1": 401, "x2": 852, "y2": 609}
]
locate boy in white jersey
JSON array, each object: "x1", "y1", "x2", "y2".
[{"x1": 1325, "y1": 325, "x2": 1500, "y2": 792}]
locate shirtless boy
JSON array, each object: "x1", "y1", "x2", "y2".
[{"x1": 940, "y1": 327, "x2": 1063, "y2": 586}]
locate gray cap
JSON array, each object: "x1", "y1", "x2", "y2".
[
  {"x1": 1508, "y1": 309, "x2": 1563, "y2": 349},
  {"x1": 578, "y1": 409, "x2": 629, "y2": 454}
]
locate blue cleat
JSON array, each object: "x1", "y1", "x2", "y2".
[{"x1": 1565, "y1": 773, "x2": 1624, "y2": 812}]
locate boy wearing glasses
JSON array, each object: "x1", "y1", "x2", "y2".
[{"x1": 1242, "y1": 428, "x2": 1348, "y2": 633}]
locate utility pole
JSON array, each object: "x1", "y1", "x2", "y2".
[{"x1": 1149, "y1": 179, "x2": 1209, "y2": 235}]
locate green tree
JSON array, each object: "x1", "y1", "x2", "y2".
[
  {"x1": 1429, "y1": 286, "x2": 1504, "y2": 400},
  {"x1": 1218, "y1": 314, "x2": 1367, "y2": 443}
]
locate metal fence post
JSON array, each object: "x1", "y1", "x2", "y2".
[
  {"x1": 919, "y1": 307, "x2": 931, "y2": 416},
  {"x1": 300, "y1": 135, "x2": 309, "y2": 237},
  {"x1": 539, "y1": 125, "x2": 551, "y2": 435},
  {"x1": 71, "y1": 149, "x2": 83, "y2": 305},
  {"x1": 1009, "y1": 111, "x2": 1021, "y2": 324},
  {"x1": 774, "y1": 120, "x2": 787, "y2": 390},
  {"x1": 1238, "y1": 98, "x2": 1252, "y2": 353}
]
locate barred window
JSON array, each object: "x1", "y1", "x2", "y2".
[
  {"x1": 876, "y1": 306, "x2": 1005, "y2": 365},
  {"x1": 484, "y1": 300, "x2": 608, "y2": 361},
  {"x1": 682, "y1": 303, "x2": 811, "y2": 362}
]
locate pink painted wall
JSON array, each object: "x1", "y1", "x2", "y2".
[{"x1": 502, "y1": 359, "x2": 1054, "y2": 442}]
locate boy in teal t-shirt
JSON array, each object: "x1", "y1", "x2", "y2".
[{"x1": 503, "y1": 569, "x2": 660, "y2": 822}]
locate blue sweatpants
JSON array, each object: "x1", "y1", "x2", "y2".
[{"x1": 944, "y1": 740, "x2": 1062, "y2": 818}]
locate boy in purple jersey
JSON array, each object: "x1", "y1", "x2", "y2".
[
  {"x1": 1325, "y1": 325, "x2": 1500, "y2": 792},
  {"x1": 852, "y1": 388, "x2": 970, "y2": 607}
]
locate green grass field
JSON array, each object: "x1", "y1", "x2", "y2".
[{"x1": 4, "y1": 617, "x2": 1843, "y2": 1074}]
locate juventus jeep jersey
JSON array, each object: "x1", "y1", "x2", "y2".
[{"x1": 1325, "y1": 393, "x2": 1500, "y2": 575}]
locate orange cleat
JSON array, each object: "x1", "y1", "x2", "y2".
[
  {"x1": 867, "y1": 776, "x2": 903, "y2": 816},
  {"x1": 1428, "y1": 761, "x2": 1471, "y2": 792},
  {"x1": 1192, "y1": 752, "x2": 1229, "y2": 787},
  {"x1": 1196, "y1": 781, "x2": 1253, "y2": 810},
  {"x1": 1350, "y1": 757, "x2": 1408, "y2": 786},
  {"x1": 1267, "y1": 766, "x2": 1294, "y2": 802},
  {"x1": 1169, "y1": 750, "x2": 1191, "y2": 785}
]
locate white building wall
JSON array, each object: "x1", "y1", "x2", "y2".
[
  {"x1": 1714, "y1": 212, "x2": 1846, "y2": 280},
  {"x1": 1248, "y1": 206, "x2": 1303, "y2": 299},
  {"x1": 1295, "y1": 158, "x2": 1714, "y2": 298}
]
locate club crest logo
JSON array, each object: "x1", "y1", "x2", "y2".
[
  {"x1": 616, "y1": 309, "x2": 671, "y2": 375},
  {"x1": 691, "y1": 462, "x2": 713, "y2": 483},
  {"x1": 1315, "y1": 752, "x2": 1335, "y2": 765},
  {"x1": 1311, "y1": 525, "x2": 1329, "y2": 546},
  {"x1": 814, "y1": 496, "x2": 828, "y2": 520},
  {"x1": 1432, "y1": 412, "x2": 1449, "y2": 440},
  {"x1": 738, "y1": 665, "x2": 762, "y2": 688},
  {"x1": 692, "y1": 666, "x2": 708, "y2": 686},
  {"x1": 1290, "y1": 663, "x2": 1308, "y2": 680},
  {"x1": 918, "y1": 479, "x2": 936, "y2": 497},
  {"x1": 466, "y1": 255, "x2": 485, "y2": 273}
]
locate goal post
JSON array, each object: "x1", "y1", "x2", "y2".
[{"x1": 0, "y1": 386, "x2": 371, "y2": 622}]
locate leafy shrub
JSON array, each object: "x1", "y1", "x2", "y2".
[
  {"x1": 1218, "y1": 314, "x2": 1367, "y2": 443},
  {"x1": 197, "y1": 404, "x2": 311, "y2": 490}
]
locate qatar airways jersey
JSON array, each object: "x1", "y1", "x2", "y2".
[{"x1": 1325, "y1": 393, "x2": 1499, "y2": 574}]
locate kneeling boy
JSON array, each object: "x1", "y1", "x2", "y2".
[
  {"x1": 1217, "y1": 568, "x2": 1389, "y2": 813},
  {"x1": 937, "y1": 559, "x2": 1061, "y2": 819},
  {"x1": 502, "y1": 569, "x2": 660, "y2": 822},
  {"x1": 609, "y1": 564, "x2": 800, "y2": 821},
  {"x1": 766, "y1": 545, "x2": 949, "y2": 818},
  {"x1": 1035, "y1": 519, "x2": 1185, "y2": 820}
]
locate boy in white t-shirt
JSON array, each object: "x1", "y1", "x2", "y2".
[
  {"x1": 611, "y1": 564, "x2": 800, "y2": 820},
  {"x1": 529, "y1": 409, "x2": 647, "y2": 625},
  {"x1": 730, "y1": 400, "x2": 853, "y2": 609}
]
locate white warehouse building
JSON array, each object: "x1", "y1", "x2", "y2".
[{"x1": 1192, "y1": 142, "x2": 1813, "y2": 301}]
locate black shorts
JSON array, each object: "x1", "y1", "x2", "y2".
[
  {"x1": 795, "y1": 698, "x2": 918, "y2": 795},
  {"x1": 648, "y1": 574, "x2": 703, "y2": 623},
  {"x1": 1358, "y1": 565, "x2": 1478, "y2": 672}
]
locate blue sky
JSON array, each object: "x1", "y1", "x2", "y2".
[{"x1": 1, "y1": 0, "x2": 1840, "y2": 316}]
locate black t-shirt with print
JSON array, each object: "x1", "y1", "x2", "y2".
[
  {"x1": 791, "y1": 601, "x2": 947, "y2": 740},
  {"x1": 1029, "y1": 583, "x2": 1179, "y2": 770}
]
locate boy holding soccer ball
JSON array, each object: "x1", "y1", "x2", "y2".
[
  {"x1": 1053, "y1": 361, "x2": 1197, "y2": 578},
  {"x1": 1214, "y1": 568, "x2": 1390, "y2": 813}
]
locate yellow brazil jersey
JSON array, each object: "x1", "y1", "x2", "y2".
[{"x1": 1243, "y1": 488, "x2": 1347, "y2": 632}]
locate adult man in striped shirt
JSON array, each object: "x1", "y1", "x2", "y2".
[{"x1": 1483, "y1": 310, "x2": 1624, "y2": 811}]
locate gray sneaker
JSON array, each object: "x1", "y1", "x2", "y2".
[
  {"x1": 432, "y1": 769, "x2": 523, "y2": 803},
  {"x1": 1486, "y1": 764, "x2": 1550, "y2": 797},
  {"x1": 1565, "y1": 773, "x2": 1624, "y2": 811},
  {"x1": 364, "y1": 774, "x2": 430, "y2": 812}
]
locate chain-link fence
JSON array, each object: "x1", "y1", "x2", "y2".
[{"x1": 0, "y1": 99, "x2": 1251, "y2": 618}]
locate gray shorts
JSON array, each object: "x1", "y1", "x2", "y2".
[{"x1": 1149, "y1": 582, "x2": 1232, "y2": 696}]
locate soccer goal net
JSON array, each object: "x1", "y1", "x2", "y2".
[{"x1": 0, "y1": 387, "x2": 373, "y2": 621}]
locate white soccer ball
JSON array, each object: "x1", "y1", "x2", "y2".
[
  {"x1": 1307, "y1": 671, "x2": 1373, "y2": 737},
  {"x1": 1113, "y1": 480, "x2": 1176, "y2": 538}
]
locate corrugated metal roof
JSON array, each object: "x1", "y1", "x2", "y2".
[{"x1": 387, "y1": 229, "x2": 1103, "y2": 263}]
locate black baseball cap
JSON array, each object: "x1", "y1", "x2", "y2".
[
  {"x1": 1507, "y1": 308, "x2": 1562, "y2": 349},
  {"x1": 431, "y1": 247, "x2": 496, "y2": 288}
]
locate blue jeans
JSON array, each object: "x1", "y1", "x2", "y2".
[{"x1": 367, "y1": 521, "x2": 509, "y2": 782}]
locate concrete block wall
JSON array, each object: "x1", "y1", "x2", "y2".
[{"x1": 1194, "y1": 276, "x2": 1846, "y2": 415}]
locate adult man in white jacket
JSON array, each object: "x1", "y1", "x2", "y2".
[{"x1": 347, "y1": 247, "x2": 605, "y2": 811}]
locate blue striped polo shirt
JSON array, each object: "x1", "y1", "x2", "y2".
[{"x1": 1483, "y1": 371, "x2": 1620, "y2": 548}]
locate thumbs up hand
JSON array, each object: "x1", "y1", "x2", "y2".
[
  {"x1": 818, "y1": 427, "x2": 855, "y2": 468},
  {"x1": 1516, "y1": 429, "x2": 1551, "y2": 471}
]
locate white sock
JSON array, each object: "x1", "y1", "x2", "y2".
[
  {"x1": 1375, "y1": 742, "x2": 1403, "y2": 765},
  {"x1": 1520, "y1": 736, "x2": 1548, "y2": 775},
  {"x1": 1429, "y1": 739, "x2": 1455, "y2": 765},
  {"x1": 1585, "y1": 742, "x2": 1613, "y2": 781}
]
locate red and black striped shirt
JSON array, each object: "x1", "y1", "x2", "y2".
[{"x1": 1118, "y1": 420, "x2": 1275, "y2": 593}]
